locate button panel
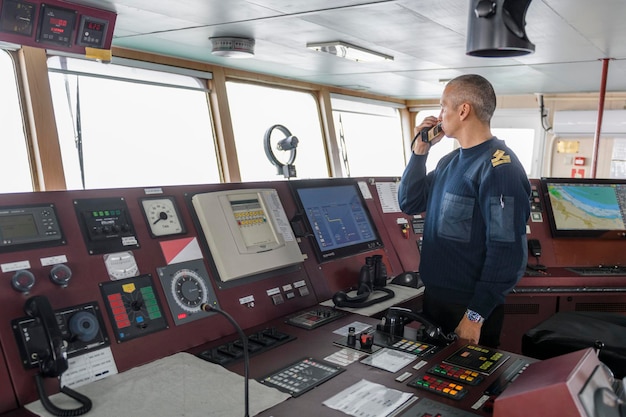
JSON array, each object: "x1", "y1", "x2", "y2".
[
  {"x1": 408, "y1": 374, "x2": 468, "y2": 400},
  {"x1": 427, "y1": 363, "x2": 484, "y2": 386}
]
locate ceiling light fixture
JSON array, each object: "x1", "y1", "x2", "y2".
[
  {"x1": 307, "y1": 41, "x2": 393, "y2": 63},
  {"x1": 210, "y1": 37, "x2": 255, "y2": 58}
]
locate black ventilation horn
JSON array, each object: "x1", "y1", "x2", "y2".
[{"x1": 466, "y1": 0, "x2": 535, "y2": 57}]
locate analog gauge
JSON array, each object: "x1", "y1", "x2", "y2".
[
  {"x1": 170, "y1": 268, "x2": 208, "y2": 313},
  {"x1": 0, "y1": 0, "x2": 36, "y2": 36},
  {"x1": 104, "y1": 251, "x2": 139, "y2": 280},
  {"x1": 140, "y1": 197, "x2": 185, "y2": 237}
]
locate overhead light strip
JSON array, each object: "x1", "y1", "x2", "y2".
[{"x1": 307, "y1": 41, "x2": 393, "y2": 62}]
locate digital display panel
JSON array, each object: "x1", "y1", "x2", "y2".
[
  {"x1": 541, "y1": 177, "x2": 626, "y2": 238},
  {"x1": 36, "y1": 4, "x2": 76, "y2": 47},
  {"x1": 0, "y1": 214, "x2": 37, "y2": 240},
  {"x1": 77, "y1": 15, "x2": 108, "y2": 48},
  {"x1": 290, "y1": 179, "x2": 383, "y2": 262},
  {"x1": 0, "y1": 204, "x2": 64, "y2": 252}
]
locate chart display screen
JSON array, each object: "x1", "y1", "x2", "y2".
[
  {"x1": 290, "y1": 179, "x2": 383, "y2": 262},
  {"x1": 541, "y1": 178, "x2": 626, "y2": 238}
]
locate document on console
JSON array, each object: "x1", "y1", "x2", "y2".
[{"x1": 323, "y1": 379, "x2": 413, "y2": 417}]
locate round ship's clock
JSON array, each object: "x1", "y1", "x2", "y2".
[{"x1": 140, "y1": 196, "x2": 186, "y2": 237}]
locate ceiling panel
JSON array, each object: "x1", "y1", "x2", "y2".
[{"x1": 61, "y1": 0, "x2": 626, "y2": 99}]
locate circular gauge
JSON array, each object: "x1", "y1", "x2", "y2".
[
  {"x1": 0, "y1": 0, "x2": 36, "y2": 36},
  {"x1": 170, "y1": 268, "x2": 208, "y2": 313},
  {"x1": 104, "y1": 251, "x2": 139, "y2": 280},
  {"x1": 140, "y1": 197, "x2": 185, "y2": 237}
]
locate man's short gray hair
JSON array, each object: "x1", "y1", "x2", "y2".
[{"x1": 447, "y1": 74, "x2": 496, "y2": 123}]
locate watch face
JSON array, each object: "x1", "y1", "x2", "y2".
[
  {"x1": 466, "y1": 310, "x2": 484, "y2": 323},
  {"x1": 140, "y1": 197, "x2": 185, "y2": 237}
]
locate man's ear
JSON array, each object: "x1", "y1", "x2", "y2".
[{"x1": 459, "y1": 102, "x2": 470, "y2": 121}]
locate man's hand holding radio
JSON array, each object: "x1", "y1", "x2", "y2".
[{"x1": 412, "y1": 116, "x2": 444, "y2": 155}]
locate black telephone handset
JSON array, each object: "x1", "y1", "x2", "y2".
[
  {"x1": 528, "y1": 239, "x2": 542, "y2": 257},
  {"x1": 527, "y1": 238, "x2": 547, "y2": 271},
  {"x1": 25, "y1": 295, "x2": 69, "y2": 377},
  {"x1": 24, "y1": 296, "x2": 92, "y2": 417},
  {"x1": 378, "y1": 307, "x2": 457, "y2": 345},
  {"x1": 332, "y1": 255, "x2": 395, "y2": 308}
]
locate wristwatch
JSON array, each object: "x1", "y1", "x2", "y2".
[{"x1": 466, "y1": 309, "x2": 485, "y2": 324}]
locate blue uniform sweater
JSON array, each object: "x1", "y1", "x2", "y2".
[{"x1": 398, "y1": 138, "x2": 531, "y2": 318}]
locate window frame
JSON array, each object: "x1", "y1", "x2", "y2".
[{"x1": 0, "y1": 48, "x2": 37, "y2": 192}]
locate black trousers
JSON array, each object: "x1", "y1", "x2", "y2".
[{"x1": 422, "y1": 290, "x2": 505, "y2": 348}]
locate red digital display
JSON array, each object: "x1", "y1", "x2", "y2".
[
  {"x1": 49, "y1": 17, "x2": 67, "y2": 27},
  {"x1": 87, "y1": 21, "x2": 103, "y2": 31}
]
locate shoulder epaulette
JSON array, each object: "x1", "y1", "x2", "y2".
[{"x1": 491, "y1": 149, "x2": 511, "y2": 167}]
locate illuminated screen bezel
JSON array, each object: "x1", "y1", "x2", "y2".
[
  {"x1": 540, "y1": 177, "x2": 626, "y2": 239},
  {"x1": 289, "y1": 179, "x2": 383, "y2": 262}
]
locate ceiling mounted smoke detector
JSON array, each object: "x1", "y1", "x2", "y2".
[{"x1": 210, "y1": 37, "x2": 255, "y2": 58}]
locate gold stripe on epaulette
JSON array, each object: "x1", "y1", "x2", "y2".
[{"x1": 491, "y1": 150, "x2": 511, "y2": 167}]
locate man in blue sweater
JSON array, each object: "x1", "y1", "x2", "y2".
[{"x1": 398, "y1": 74, "x2": 530, "y2": 348}]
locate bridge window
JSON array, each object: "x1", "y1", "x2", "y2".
[
  {"x1": 414, "y1": 109, "x2": 458, "y2": 173},
  {"x1": 491, "y1": 109, "x2": 542, "y2": 177},
  {"x1": 226, "y1": 81, "x2": 328, "y2": 181},
  {"x1": 332, "y1": 95, "x2": 405, "y2": 177},
  {"x1": 0, "y1": 50, "x2": 33, "y2": 193},
  {"x1": 414, "y1": 109, "x2": 540, "y2": 177},
  {"x1": 47, "y1": 56, "x2": 220, "y2": 189}
]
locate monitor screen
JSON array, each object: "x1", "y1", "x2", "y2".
[
  {"x1": 290, "y1": 179, "x2": 383, "y2": 262},
  {"x1": 541, "y1": 177, "x2": 626, "y2": 238}
]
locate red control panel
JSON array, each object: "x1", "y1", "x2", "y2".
[{"x1": 0, "y1": 0, "x2": 116, "y2": 54}]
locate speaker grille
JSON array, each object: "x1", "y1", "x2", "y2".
[
  {"x1": 575, "y1": 303, "x2": 626, "y2": 313},
  {"x1": 504, "y1": 303, "x2": 540, "y2": 315}
]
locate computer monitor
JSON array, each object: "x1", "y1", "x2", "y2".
[
  {"x1": 540, "y1": 177, "x2": 626, "y2": 239},
  {"x1": 289, "y1": 179, "x2": 383, "y2": 263}
]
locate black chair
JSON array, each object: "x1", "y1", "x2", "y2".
[{"x1": 522, "y1": 311, "x2": 626, "y2": 379}]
